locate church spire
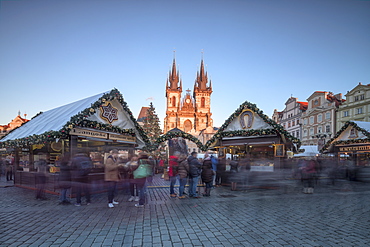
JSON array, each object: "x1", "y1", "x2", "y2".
[
  {"x1": 194, "y1": 58, "x2": 209, "y2": 92},
  {"x1": 168, "y1": 57, "x2": 180, "y2": 90}
]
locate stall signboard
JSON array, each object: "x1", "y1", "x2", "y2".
[
  {"x1": 339, "y1": 145, "x2": 370, "y2": 152},
  {"x1": 70, "y1": 128, "x2": 108, "y2": 139},
  {"x1": 109, "y1": 133, "x2": 136, "y2": 143}
]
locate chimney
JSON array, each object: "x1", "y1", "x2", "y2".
[{"x1": 335, "y1": 93, "x2": 342, "y2": 101}]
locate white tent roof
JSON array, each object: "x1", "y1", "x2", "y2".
[
  {"x1": 353, "y1": 121, "x2": 370, "y2": 132},
  {"x1": 1, "y1": 92, "x2": 108, "y2": 142},
  {"x1": 294, "y1": 145, "x2": 319, "y2": 157}
]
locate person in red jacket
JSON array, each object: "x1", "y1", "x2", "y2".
[
  {"x1": 301, "y1": 159, "x2": 317, "y2": 194},
  {"x1": 168, "y1": 151, "x2": 180, "y2": 198}
]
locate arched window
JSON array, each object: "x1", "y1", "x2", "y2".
[
  {"x1": 172, "y1": 96, "x2": 176, "y2": 107},
  {"x1": 201, "y1": 97, "x2": 205, "y2": 108},
  {"x1": 184, "y1": 120, "x2": 192, "y2": 132}
]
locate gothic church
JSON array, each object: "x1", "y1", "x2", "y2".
[{"x1": 164, "y1": 57, "x2": 216, "y2": 148}]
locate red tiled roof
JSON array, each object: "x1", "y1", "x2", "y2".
[
  {"x1": 137, "y1": 107, "x2": 149, "y2": 121},
  {"x1": 297, "y1": 101, "x2": 308, "y2": 111}
]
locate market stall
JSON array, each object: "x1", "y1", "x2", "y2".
[
  {"x1": 205, "y1": 100, "x2": 300, "y2": 186},
  {"x1": 0, "y1": 89, "x2": 150, "y2": 193}
]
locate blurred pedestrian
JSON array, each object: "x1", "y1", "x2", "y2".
[
  {"x1": 210, "y1": 154, "x2": 218, "y2": 186},
  {"x1": 5, "y1": 155, "x2": 14, "y2": 181},
  {"x1": 58, "y1": 153, "x2": 72, "y2": 204},
  {"x1": 105, "y1": 149, "x2": 122, "y2": 208},
  {"x1": 168, "y1": 151, "x2": 180, "y2": 198},
  {"x1": 126, "y1": 154, "x2": 139, "y2": 202},
  {"x1": 187, "y1": 152, "x2": 202, "y2": 198},
  {"x1": 215, "y1": 158, "x2": 226, "y2": 186},
  {"x1": 201, "y1": 156, "x2": 215, "y2": 197},
  {"x1": 177, "y1": 154, "x2": 189, "y2": 199},
  {"x1": 229, "y1": 159, "x2": 239, "y2": 191},
  {"x1": 71, "y1": 152, "x2": 92, "y2": 206},
  {"x1": 301, "y1": 159, "x2": 316, "y2": 194},
  {"x1": 134, "y1": 153, "x2": 152, "y2": 207},
  {"x1": 35, "y1": 159, "x2": 48, "y2": 200}
]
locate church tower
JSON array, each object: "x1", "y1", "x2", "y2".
[
  {"x1": 164, "y1": 58, "x2": 182, "y2": 133},
  {"x1": 193, "y1": 59, "x2": 213, "y2": 131}
]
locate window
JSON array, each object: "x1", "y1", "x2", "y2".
[
  {"x1": 297, "y1": 119, "x2": 299, "y2": 125},
  {"x1": 318, "y1": 126, "x2": 322, "y2": 133},
  {"x1": 172, "y1": 96, "x2": 176, "y2": 107},
  {"x1": 292, "y1": 132, "x2": 295, "y2": 137},
  {"x1": 326, "y1": 125, "x2": 330, "y2": 133},
  {"x1": 325, "y1": 112, "x2": 331, "y2": 119},
  {"x1": 296, "y1": 131, "x2": 299, "y2": 138},
  {"x1": 288, "y1": 121, "x2": 291, "y2": 128},
  {"x1": 304, "y1": 119, "x2": 307, "y2": 125},
  {"x1": 201, "y1": 97, "x2": 205, "y2": 108},
  {"x1": 318, "y1": 114, "x2": 322, "y2": 122},
  {"x1": 343, "y1": 111, "x2": 349, "y2": 117},
  {"x1": 357, "y1": 107, "x2": 363, "y2": 114},
  {"x1": 360, "y1": 94, "x2": 365, "y2": 100},
  {"x1": 292, "y1": 120, "x2": 295, "y2": 126},
  {"x1": 310, "y1": 128, "x2": 314, "y2": 136},
  {"x1": 303, "y1": 129, "x2": 307, "y2": 137},
  {"x1": 355, "y1": 96, "x2": 359, "y2": 101},
  {"x1": 309, "y1": 116, "x2": 314, "y2": 124}
]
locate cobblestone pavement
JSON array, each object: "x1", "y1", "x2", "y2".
[{"x1": 0, "y1": 175, "x2": 369, "y2": 247}]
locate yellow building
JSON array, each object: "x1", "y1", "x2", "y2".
[{"x1": 337, "y1": 82, "x2": 370, "y2": 130}]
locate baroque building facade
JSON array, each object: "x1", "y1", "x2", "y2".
[
  {"x1": 273, "y1": 97, "x2": 307, "y2": 141},
  {"x1": 164, "y1": 57, "x2": 216, "y2": 152},
  {"x1": 337, "y1": 82, "x2": 370, "y2": 130},
  {"x1": 301, "y1": 91, "x2": 344, "y2": 147}
]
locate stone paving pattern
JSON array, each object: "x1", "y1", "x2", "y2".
[{"x1": 0, "y1": 174, "x2": 369, "y2": 247}]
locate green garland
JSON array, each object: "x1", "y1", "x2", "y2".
[
  {"x1": 321, "y1": 121, "x2": 370, "y2": 152},
  {"x1": 144, "y1": 129, "x2": 207, "y2": 152}
]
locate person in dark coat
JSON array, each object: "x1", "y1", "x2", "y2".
[
  {"x1": 58, "y1": 153, "x2": 72, "y2": 204},
  {"x1": 215, "y1": 158, "x2": 226, "y2": 186},
  {"x1": 71, "y1": 153, "x2": 92, "y2": 206},
  {"x1": 177, "y1": 154, "x2": 189, "y2": 198},
  {"x1": 201, "y1": 157, "x2": 215, "y2": 196},
  {"x1": 187, "y1": 152, "x2": 202, "y2": 198}
]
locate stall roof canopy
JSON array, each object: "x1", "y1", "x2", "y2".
[
  {"x1": 0, "y1": 89, "x2": 149, "y2": 148},
  {"x1": 321, "y1": 121, "x2": 370, "y2": 152},
  {"x1": 206, "y1": 100, "x2": 301, "y2": 150}
]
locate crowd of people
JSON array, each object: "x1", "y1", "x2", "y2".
[{"x1": 2, "y1": 150, "x2": 365, "y2": 207}]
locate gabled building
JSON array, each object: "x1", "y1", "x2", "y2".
[
  {"x1": 137, "y1": 106, "x2": 149, "y2": 127},
  {"x1": 337, "y1": 82, "x2": 370, "y2": 130},
  {"x1": 301, "y1": 91, "x2": 344, "y2": 147},
  {"x1": 275, "y1": 97, "x2": 307, "y2": 141},
  {"x1": 0, "y1": 112, "x2": 29, "y2": 139}
]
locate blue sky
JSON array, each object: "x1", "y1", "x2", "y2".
[{"x1": 1, "y1": 0, "x2": 369, "y2": 128}]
